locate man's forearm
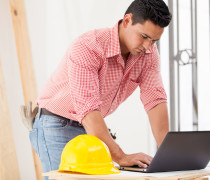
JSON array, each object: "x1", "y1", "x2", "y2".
[
  {"x1": 147, "y1": 103, "x2": 169, "y2": 147},
  {"x1": 82, "y1": 110, "x2": 125, "y2": 163}
]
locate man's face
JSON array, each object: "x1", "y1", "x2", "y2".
[{"x1": 122, "y1": 15, "x2": 164, "y2": 56}]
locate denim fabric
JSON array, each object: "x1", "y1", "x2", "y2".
[{"x1": 29, "y1": 108, "x2": 86, "y2": 180}]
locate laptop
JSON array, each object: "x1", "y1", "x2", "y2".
[{"x1": 120, "y1": 131, "x2": 210, "y2": 173}]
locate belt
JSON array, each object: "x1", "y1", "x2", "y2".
[{"x1": 40, "y1": 108, "x2": 83, "y2": 127}]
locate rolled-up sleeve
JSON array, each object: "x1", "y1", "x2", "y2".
[
  {"x1": 67, "y1": 40, "x2": 102, "y2": 123},
  {"x1": 140, "y1": 45, "x2": 167, "y2": 112}
]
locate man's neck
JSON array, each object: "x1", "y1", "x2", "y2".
[
  {"x1": 118, "y1": 22, "x2": 129, "y2": 62},
  {"x1": 122, "y1": 53, "x2": 130, "y2": 64}
]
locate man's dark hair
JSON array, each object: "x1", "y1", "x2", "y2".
[{"x1": 125, "y1": 0, "x2": 172, "y2": 28}]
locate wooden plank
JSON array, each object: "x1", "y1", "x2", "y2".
[
  {"x1": 9, "y1": 0, "x2": 37, "y2": 102},
  {"x1": 43, "y1": 170, "x2": 210, "y2": 180},
  {"x1": 9, "y1": 0, "x2": 43, "y2": 180},
  {"x1": 0, "y1": 59, "x2": 20, "y2": 180},
  {"x1": 47, "y1": 178, "x2": 208, "y2": 180}
]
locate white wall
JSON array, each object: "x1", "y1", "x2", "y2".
[{"x1": 0, "y1": 0, "x2": 157, "y2": 179}]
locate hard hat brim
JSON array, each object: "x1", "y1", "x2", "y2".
[{"x1": 59, "y1": 166, "x2": 120, "y2": 175}]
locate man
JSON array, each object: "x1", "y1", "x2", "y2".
[{"x1": 29, "y1": 0, "x2": 172, "y2": 175}]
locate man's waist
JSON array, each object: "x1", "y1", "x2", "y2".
[{"x1": 40, "y1": 108, "x2": 83, "y2": 127}]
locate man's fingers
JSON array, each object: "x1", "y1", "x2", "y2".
[
  {"x1": 135, "y1": 157, "x2": 151, "y2": 166},
  {"x1": 117, "y1": 153, "x2": 153, "y2": 167},
  {"x1": 134, "y1": 153, "x2": 153, "y2": 166},
  {"x1": 147, "y1": 155, "x2": 153, "y2": 161},
  {"x1": 149, "y1": 156, "x2": 153, "y2": 162},
  {"x1": 136, "y1": 161, "x2": 148, "y2": 168},
  {"x1": 139, "y1": 153, "x2": 153, "y2": 162},
  {"x1": 142, "y1": 158, "x2": 151, "y2": 166},
  {"x1": 143, "y1": 155, "x2": 153, "y2": 163},
  {"x1": 140, "y1": 153, "x2": 153, "y2": 159}
]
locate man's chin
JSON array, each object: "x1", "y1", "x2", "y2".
[{"x1": 131, "y1": 50, "x2": 143, "y2": 56}]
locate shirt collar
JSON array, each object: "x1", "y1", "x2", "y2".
[
  {"x1": 105, "y1": 21, "x2": 121, "y2": 58},
  {"x1": 106, "y1": 20, "x2": 152, "y2": 58}
]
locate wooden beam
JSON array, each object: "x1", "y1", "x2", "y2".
[
  {"x1": 0, "y1": 59, "x2": 20, "y2": 180},
  {"x1": 9, "y1": 0, "x2": 37, "y2": 103},
  {"x1": 9, "y1": 0, "x2": 43, "y2": 180}
]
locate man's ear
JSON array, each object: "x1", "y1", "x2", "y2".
[{"x1": 122, "y1": 13, "x2": 133, "y2": 28}]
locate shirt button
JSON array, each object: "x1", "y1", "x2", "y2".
[{"x1": 110, "y1": 109, "x2": 113, "y2": 112}]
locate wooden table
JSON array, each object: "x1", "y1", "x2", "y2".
[{"x1": 43, "y1": 168, "x2": 210, "y2": 180}]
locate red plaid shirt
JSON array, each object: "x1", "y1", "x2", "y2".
[{"x1": 36, "y1": 21, "x2": 167, "y2": 123}]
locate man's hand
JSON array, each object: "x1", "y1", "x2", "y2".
[
  {"x1": 20, "y1": 101, "x2": 38, "y2": 131},
  {"x1": 118, "y1": 153, "x2": 153, "y2": 168},
  {"x1": 82, "y1": 110, "x2": 152, "y2": 167}
]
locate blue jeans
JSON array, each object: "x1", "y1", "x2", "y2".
[{"x1": 29, "y1": 108, "x2": 86, "y2": 180}]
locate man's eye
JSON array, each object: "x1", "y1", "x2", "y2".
[{"x1": 141, "y1": 34, "x2": 147, "y2": 39}]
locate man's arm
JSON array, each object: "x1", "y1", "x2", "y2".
[
  {"x1": 147, "y1": 102, "x2": 169, "y2": 147},
  {"x1": 82, "y1": 110, "x2": 153, "y2": 167}
]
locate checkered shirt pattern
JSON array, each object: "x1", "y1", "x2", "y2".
[{"x1": 36, "y1": 21, "x2": 167, "y2": 123}]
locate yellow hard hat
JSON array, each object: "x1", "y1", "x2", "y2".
[{"x1": 58, "y1": 134, "x2": 120, "y2": 175}]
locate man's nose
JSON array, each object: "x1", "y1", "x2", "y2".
[{"x1": 142, "y1": 39, "x2": 152, "y2": 51}]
